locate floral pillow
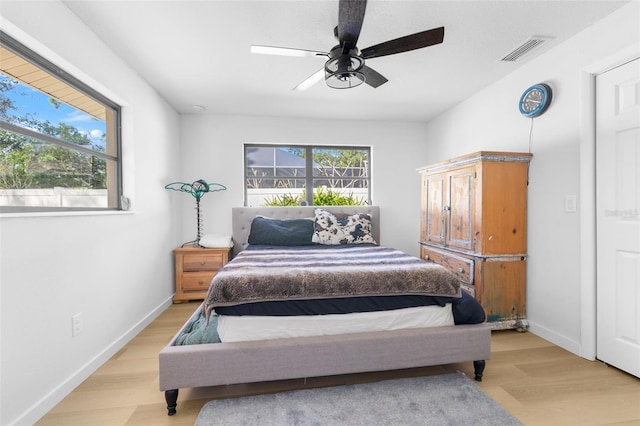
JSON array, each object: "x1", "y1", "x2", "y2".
[{"x1": 312, "y1": 208, "x2": 377, "y2": 245}]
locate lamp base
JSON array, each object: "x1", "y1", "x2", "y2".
[{"x1": 180, "y1": 240, "x2": 203, "y2": 248}]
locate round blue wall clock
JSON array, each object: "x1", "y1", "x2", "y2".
[{"x1": 519, "y1": 83, "x2": 552, "y2": 117}]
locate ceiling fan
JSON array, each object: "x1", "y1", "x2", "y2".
[{"x1": 250, "y1": 0, "x2": 444, "y2": 90}]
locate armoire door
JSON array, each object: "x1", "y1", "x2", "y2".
[
  {"x1": 447, "y1": 166, "x2": 475, "y2": 251},
  {"x1": 596, "y1": 57, "x2": 640, "y2": 378},
  {"x1": 421, "y1": 173, "x2": 446, "y2": 244}
]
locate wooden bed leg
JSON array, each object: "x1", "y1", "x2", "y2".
[
  {"x1": 165, "y1": 389, "x2": 178, "y2": 416},
  {"x1": 473, "y1": 360, "x2": 486, "y2": 382}
]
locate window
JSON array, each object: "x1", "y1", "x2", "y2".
[
  {"x1": 244, "y1": 144, "x2": 371, "y2": 206},
  {"x1": 0, "y1": 31, "x2": 122, "y2": 212}
]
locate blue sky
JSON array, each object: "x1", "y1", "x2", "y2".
[{"x1": 2, "y1": 75, "x2": 106, "y2": 147}]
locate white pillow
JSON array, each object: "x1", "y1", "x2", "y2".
[{"x1": 199, "y1": 234, "x2": 233, "y2": 248}]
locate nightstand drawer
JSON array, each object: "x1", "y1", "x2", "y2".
[
  {"x1": 183, "y1": 253, "x2": 225, "y2": 272},
  {"x1": 181, "y1": 272, "x2": 215, "y2": 292},
  {"x1": 421, "y1": 246, "x2": 474, "y2": 284}
]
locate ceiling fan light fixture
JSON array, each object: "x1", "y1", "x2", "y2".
[
  {"x1": 325, "y1": 69, "x2": 365, "y2": 89},
  {"x1": 324, "y1": 48, "x2": 366, "y2": 89}
]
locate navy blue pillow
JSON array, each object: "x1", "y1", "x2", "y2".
[
  {"x1": 248, "y1": 216, "x2": 315, "y2": 246},
  {"x1": 451, "y1": 291, "x2": 486, "y2": 324}
]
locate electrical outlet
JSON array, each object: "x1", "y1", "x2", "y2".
[{"x1": 72, "y1": 312, "x2": 83, "y2": 337}]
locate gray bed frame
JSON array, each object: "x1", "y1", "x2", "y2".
[{"x1": 159, "y1": 206, "x2": 491, "y2": 416}]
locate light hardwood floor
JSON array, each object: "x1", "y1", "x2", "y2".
[{"x1": 37, "y1": 301, "x2": 640, "y2": 426}]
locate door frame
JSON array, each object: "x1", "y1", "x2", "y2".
[{"x1": 579, "y1": 44, "x2": 640, "y2": 360}]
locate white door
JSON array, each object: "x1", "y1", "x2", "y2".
[{"x1": 596, "y1": 58, "x2": 640, "y2": 378}]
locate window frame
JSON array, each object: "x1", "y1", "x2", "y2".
[
  {"x1": 0, "y1": 31, "x2": 123, "y2": 213},
  {"x1": 244, "y1": 143, "x2": 372, "y2": 207}
]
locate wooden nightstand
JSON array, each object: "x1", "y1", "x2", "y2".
[{"x1": 173, "y1": 246, "x2": 231, "y2": 302}]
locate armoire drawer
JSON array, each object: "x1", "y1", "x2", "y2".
[
  {"x1": 420, "y1": 246, "x2": 474, "y2": 284},
  {"x1": 460, "y1": 283, "x2": 475, "y2": 297}
]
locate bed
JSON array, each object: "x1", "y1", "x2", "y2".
[{"x1": 159, "y1": 206, "x2": 491, "y2": 416}]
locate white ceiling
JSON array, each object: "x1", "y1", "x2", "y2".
[{"x1": 62, "y1": 0, "x2": 629, "y2": 122}]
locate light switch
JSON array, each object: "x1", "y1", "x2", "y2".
[{"x1": 565, "y1": 195, "x2": 577, "y2": 213}]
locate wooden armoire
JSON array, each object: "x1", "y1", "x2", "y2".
[{"x1": 417, "y1": 151, "x2": 532, "y2": 330}]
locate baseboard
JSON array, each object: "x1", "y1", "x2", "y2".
[
  {"x1": 528, "y1": 320, "x2": 582, "y2": 357},
  {"x1": 12, "y1": 296, "x2": 174, "y2": 426}
]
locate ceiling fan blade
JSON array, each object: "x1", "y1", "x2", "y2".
[
  {"x1": 337, "y1": 0, "x2": 367, "y2": 49},
  {"x1": 251, "y1": 45, "x2": 328, "y2": 58},
  {"x1": 362, "y1": 66, "x2": 388, "y2": 88},
  {"x1": 361, "y1": 26, "x2": 444, "y2": 59},
  {"x1": 293, "y1": 68, "x2": 325, "y2": 91}
]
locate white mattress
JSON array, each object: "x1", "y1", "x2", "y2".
[{"x1": 217, "y1": 304, "x2": 454, "y2": 343}]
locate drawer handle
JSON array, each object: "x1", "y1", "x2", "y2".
[
  {"x1": 200, "y1": 261, "x2": 206, "y2": 265},
  {"x1": 198, "y1": 280, "x2": 204, "y2": 285},
  {"x1": 425, "y1": 255, "x2": 429, "y2": 260},
  {"x1": 458, "y1": 267, "x2": 464, "y2": 273}
]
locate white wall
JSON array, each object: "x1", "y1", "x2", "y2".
[
  {"x1": 0, "y1": 2, "x2": 182, "y2": 425},
  {"x1": 1, "y1": 2, "x2": 636, "y2": 423},
  {"x1": 422, "y1": 2, "x2": 639, "y2": 355},
  {"x1": 179, "y1": 114, "x2": 429, "y2": 256}
]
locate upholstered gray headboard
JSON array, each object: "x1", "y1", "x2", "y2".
[{"x1": 232, "y1": 206, "x2": 380, "y2": 256}]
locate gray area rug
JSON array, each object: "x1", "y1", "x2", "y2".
[{"x1": 195, "y1": 372, "x2": 521, "y2": 425}]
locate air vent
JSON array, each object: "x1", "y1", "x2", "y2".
[{"x1": 500, "y1": 36, "x2": 553, "y2": 62}]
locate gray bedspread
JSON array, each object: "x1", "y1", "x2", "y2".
[{"x1": 203, "y1": 245, "x2": 461, "y2": 320}]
